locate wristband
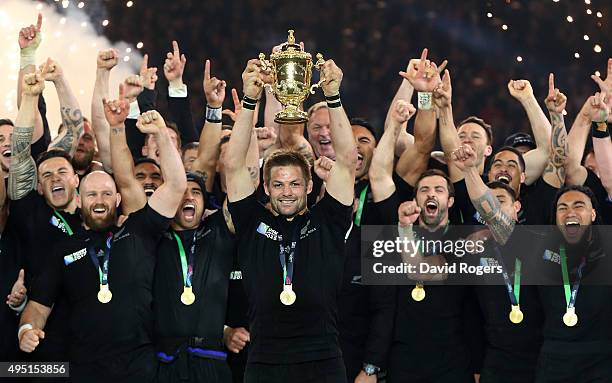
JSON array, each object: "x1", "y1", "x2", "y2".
[
  {"x1": 417, "y1": 92, "x2": 433, "y2": 110},
  {"x1": 325, "y1": 93, "x2": 342, "y2": 108},
  {"x1": 19, "y1": 34, "x2": 41, "y2": 69},
  {"x1": 205, "y1": 105, "x2": 222, "y2": 123},
  {"x1": 18, "y1": 324, "x2": 33, "y2": 341},
  {"x1": 242, "y1": 95, "x2": 258, "y2": 110},
  {"x1": 362, "y1": 363, "x2": 380, "y2": 376},
  {"x1": 592, "y1": 121, "x2": 609, "y2": 139},
  {"x1": 127, "y1": 101, "x2": 141, "y2": 120},
  {"x1": 398, "y1": 223, "x2": 415, "y2": 238}
]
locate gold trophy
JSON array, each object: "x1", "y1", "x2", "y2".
[{"x1": 259, "y1": 30, "x2": 325, "y2": 124}]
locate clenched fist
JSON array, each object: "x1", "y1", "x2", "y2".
[
  {"x1": 314, "y1": 155, "x2": 335, "y2": 182},
  {"x1": 320, "y1": 59, "x2": 343, "y2": 96},
  {"x1": 22, "y1": 72, "x2": 45, "y2": 97},
  {"x1": 544, "y1": 73, "x2": 567, "y2": 114},
  {"x1": 507, "y1": 79, "x2": 534, "y2": 102},
  {"x1": 136, "y1": 110, "x2": 166, "y2": 134},
  {"x1": 103, "y1": 84, "x2": 130, "y2": 126},
  {"x1": 450, "y1": 145, "x2": 477, "y2": 171},
  {"x1": 391, "y1": 100, "x2": 416, "y2": 124},
  {"x1": 20, "y1": 328, "x2": 45, "y2": 353},
  {"x1": 39, "y1": 58, "x2": 63, "y2": 83},
  {"x1": 588, "y1": 92, "x2": 609, "y2": 123},
  {"x1": 224, "y1": 326, "x2": 250, "y2": 354},
  {"x1": 123, "y1": 74, "x2": 144, "y2": 100},
  {"x1": 398, "y1": 200, "x2": 421, "y2": 227},
  {"x1": 97, "y1": 49, "x2": 119, "y2": 71},
  {"x1": 241, "y1": 59, "x2": 270, "y2": 100}
]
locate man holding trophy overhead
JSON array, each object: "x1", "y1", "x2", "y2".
[{"x1": 226, "y1": 31, "x2": 357, "y2": 383}]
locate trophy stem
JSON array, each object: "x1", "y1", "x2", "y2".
[{"x1": 274, "y1": 104, "x2": 308, "y2": 124}]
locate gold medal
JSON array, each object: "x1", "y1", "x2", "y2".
[
  {"x1": 280, "y1": 285, "x2": 297, "y2": 306},
  {"x1": 411, "y1": 284, "x2": 426, "y2": 302},
  {"x1": 563, "y1": 307, "x2": 578, "y2": 327},
  {"x1": 180, "y1": 286, "x2": 196, "y2": 306},
  {"x1": 97, "y1": 284, "x2": 112, "y2": 304},
  {"x1": 509, "y1": 305, "x2": 524, "y2": 324}
]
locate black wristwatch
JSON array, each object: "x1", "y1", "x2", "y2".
[{"x1": 362, "y1": 363, "x2": 380, "y2": 376}]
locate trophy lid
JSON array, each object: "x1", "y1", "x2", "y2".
[{"x1": 282, "y1": 29, "x2": 302, "y2": 52}]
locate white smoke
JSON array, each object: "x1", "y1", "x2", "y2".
[{"x1": 0, "y1": 0, "x2": 141, "y2": 134}]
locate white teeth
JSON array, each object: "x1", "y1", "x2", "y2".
[
  {"x1": 566, "y1": 221, "x2": 580, "y2": 226},
  {"x1": 2, "y1": 150, "x2": 11, "y2": 156},
  {"x1": 183, "y1": 203, "x2": 195, "y2": 209},
  {"x1": 93, "y1": 208, "x2": 105, "y2": 213},
  {"x1": 52, "y1": 186, "x2": 63, "y2": 192},
  {"x1": 426, "y1": 202, "x2": 437, "y2": 209},
  {"x1": 320, "y1": 140, "x2": 331, "y2": 144},
  {"x1": 498, "y1": 175, "x2": 510, "y2": 182},
  {"x1": 357, "y1": 154, "x2": 363, "y2": 160}
]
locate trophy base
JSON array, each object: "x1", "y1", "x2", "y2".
[{"x1": 274, "y1": 109, "x2": 308, "y2": 124}]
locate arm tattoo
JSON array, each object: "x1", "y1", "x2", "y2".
[
  {"x1": 50, "y1": 107, "x2": 84, "y2": 154},
  {"x1": 471, "y1": 189, "x2": 515, "y2": 245},
  {"x1": 222, "y1": 199, "x2": 235, "y2": 234},
  {"x1": 247, "y1": 166, "x2": 259, "y2": 183},
  {"x1": 111, "y1": 126, "x2": 125, "y2": 135},
  {"x1": 544, "y1": 112, "x2": 568, "y2": 185},
  {"x1": 8, "y1": 125, "x2": 37, "y2": 200}
]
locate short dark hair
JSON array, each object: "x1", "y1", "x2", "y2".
[
  {"x1": 0, "y1": 119, "x2": 14, "y2": 127},
  {"x1": 145, "y1": 121, "x2": 182, "y2": 148},
  {"x1": 414, "y1": 169, "x2": 455, "y2": 198},
  {"x1": 263, "y1": 150, "x2": 310, "y2": 185},
  {"x1": 490, "y1": 146, "x2": 526, "y2": 172},
  {"x1": 36, "y1": 149, "x2": 73, "y2": 169},
  {"x1": 458, "y1": 116, "x2": 493, "y2": 145},
  {"x1": 134, "y1": 157, "x2": 160, "y2": 170},
  {"x1": 552, "y1": 185, "x2": 601, "y2": 225},
  {"x1": 350, "y1": 117, "x2": 378, "y2": 143},
  {"x1": 487, "y1": 181, "x2": 517, "y2": 201},
  {"x1": 181, "y1": 142, "x2": 199, "y2": 157}
]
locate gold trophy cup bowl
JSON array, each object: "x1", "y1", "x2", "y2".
[{"x1": 259, "y1": 30, "x2": 325, "y2": 124}]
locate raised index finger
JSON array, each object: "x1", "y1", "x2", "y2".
[
  {"x1": 231, "y1": 88, "x2": 240, "y2": 108},
  {"x1": 548, "y1": 73, "x2": 555, "y2": 96},
  {"x1": 607, "y1": 58, "x2": 612, "y2": 81},
  {"x1": 204, "y1": 59, "x2": 211, "y2": 81},
  {"x1": 140, "y1": 54, "x2": 148, "y2": 73},
  {"x1": 172, "y1": 40, "x2": 180, "y2": 57},
  {"x1": 418, "y1": 48, "x2": 428, "y2": 72},
  {"x1": 36, "y1": 13, "x2": 43, "y2": 31}
]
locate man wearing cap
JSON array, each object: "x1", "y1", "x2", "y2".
[{"x1": 503, "y1": 132, "x2": 536, "y2": 155}]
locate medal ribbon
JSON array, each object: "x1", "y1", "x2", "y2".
[
  {"x1": 354, "y1": 184, "x2": 369, "y2": 227},
  {"x1": 279, "y1": 225, "x2": 300, "y2": 287},
  {"x1": 54, "y1": 211, "x2": 74, "y2": 236},
  {"x1": 493, "y1": 247, "x2": 521, "y2": 306},
  {"x1": 87, "y1": 232, "x2": 113, "y2": 285},
  {"x1": 173, "y1": 231, "x2": 197, "y2": 288},
  {"x1": 560, "y1": 245, "x2": 586, "y2": 309}
]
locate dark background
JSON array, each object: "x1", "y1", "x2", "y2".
[{"x1": 50, "y1": 0, "x2": 611, "y2": 148}]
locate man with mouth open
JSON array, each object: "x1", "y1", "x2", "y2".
[
  {"x1": 533, "y1": 185, "x2": 612, "y2": 382},
  {"x1": 226, "y1": 56, "x2": 356, "y2": 383},
  {"x1": 18, "y1": 104, "x2": 187, "y2": 382}
]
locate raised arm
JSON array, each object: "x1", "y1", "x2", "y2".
[
  {"x1": 565, "y1": 97, "x2": 596, "y2": 186},
  {"x1": 384, "y1": 59, "x2": 417, "y2": 157},
  {"x1": 17, "y1": 13, "x2": 45, "y2": 144},
  {"x1": 451, "y1": 145, "x2": 515, "y2": 245},
  {"x1": 226, "y1": 59, "x2": 264, "y2": 202},
  {"x1": 434, "y1": 69, "x2": 463, "y2": 182},
  {"x1": 104, "y1": 84, "x2": 146, "y2": 215},
  {"x1": 589, "y1": 93, "x2": 611, "y2": 196},
  {"x1": 370, "y1": 100, "x2": 415, "y2": 202},
  {"x1": 541, "y1": 73, "x2": 569, "y2": 189},
  {"x1": 191, "y1": 59, "x2": 226, "y2": 192},
  {"x1": 397, "y1": 201, "x2": 448, "y2": 281},
  {"x1": 319, "y1": 60, "x2": 357, "y2": 206},
  {"x1": 396, "y1": 49, "x2": 445, "y2": 186},
  {"x1": 9, "y1": 71, "x2": 45, "y2": 200},
  {"x1": 91, "y1": 49, "x2": 119, "y2": 172},
  {"x1": 43, "y1": 59, "x2": 84, "y2": 155},
  {"x1": 137, "y1": 111, "x2": 187, "y2": 217},
  {"x1": 507, "y1": 79, "x2": 552, "y2": 185}
]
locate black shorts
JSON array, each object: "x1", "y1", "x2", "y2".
[
  {"x1": 70, "y1": 346, "x2": 157, "y2": 383},
  {"x1": 244, "y1": 357, "x2": 347, "y2": 383}
]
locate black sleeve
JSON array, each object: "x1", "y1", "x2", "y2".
[
  {"x1": 167, "y1": 94, "x2": 199, "y2": 144},
  {"x1": 227, "y1": 192, "x2": 262, "y2": 238},
  {"x1": 315, "y1": 192, "x2": 353, "y2": 236},
  {"x1": 363, "y1": 285, "x2": 396, "y2": 368},
  {"x1": 137, "y1": 88, "x2": 157, "y2": 113},
  {"x1": 450, "y1": 179, "x2": 470, "y2": 225},
  {"x1": 125, "y1": 203, "x2": 170, "y2": 238},
  {"x1": 29, "y1": 249, "x2": 62, "y2": 309},
  {"x1": 38, "y1": 94, "x2": 51, "y2": 148},
  {"x1": 373, "y1": 191, "x2": 401, "y2": 225},
  {"x1": 125, "y1": 118, "x2": 145, "y2": 161},
  {"x1": 392, "y1": 171, "x2": 414, "y2": 202}
]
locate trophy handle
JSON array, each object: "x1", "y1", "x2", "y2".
[
  {"x1": 258, "y1": 53, "x2": 271, "y2": 71},
  {"x1": 310, "y1": 53, "x2": 326, "y2": 94}
]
